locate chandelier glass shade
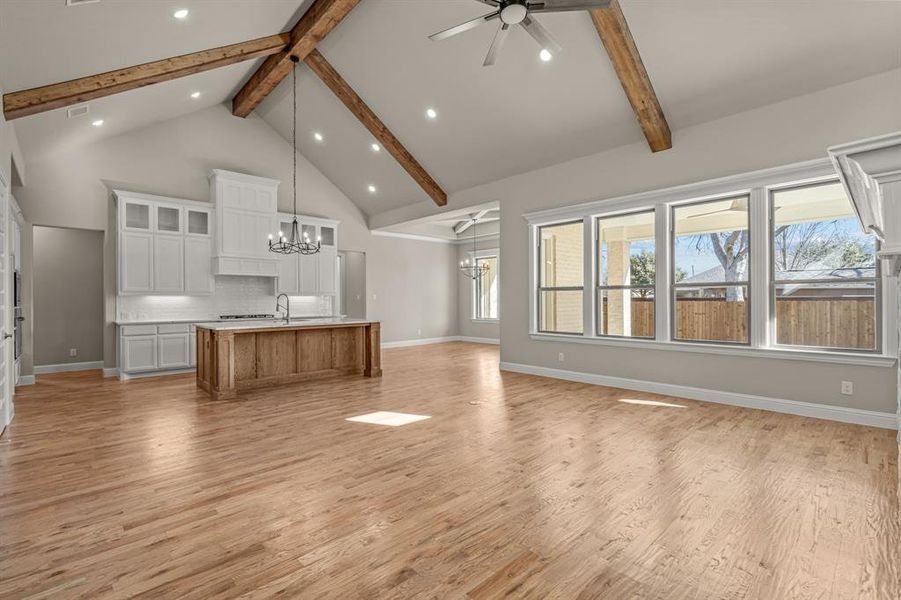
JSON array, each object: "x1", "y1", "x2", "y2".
[
  {"x1": 269, "y1": 55, "x2": 320, "y2": 257},
  {"x1": 459, "y1": 215, "x2": 489, "y2": 280}
]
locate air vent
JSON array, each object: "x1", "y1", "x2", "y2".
[
  {"x1": 66, "y1": 0, "x2": 100, "y2": 6},
  {"x1": 67, "y1": 104, "x2": 90, "y2": 119}
]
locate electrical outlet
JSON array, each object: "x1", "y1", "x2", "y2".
[
  {"x1": 558, "y1": 352, "x2": 565, "y2": 362},
  {"x1": 372, "y1": 293, "x2": 377, "y2": 300},
  {"x1": 69, "y1": 348, "x2": 77, "y2": 357},
  {"x1": 417, "y1": 328, "x2": 422, "y2": 336},
  {"x1": 841, "y1": 381, "x2": 853, "y2": 395}
]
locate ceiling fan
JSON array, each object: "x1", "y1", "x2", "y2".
[{"x1": 429, "y1": 0, "x2": 612, "y2": 67}]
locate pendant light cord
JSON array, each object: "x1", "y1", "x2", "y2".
[{"x1": 292, "y1": 57, "x2": 298, "y2": 219}]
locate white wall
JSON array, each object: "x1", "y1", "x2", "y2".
[
  {"x1": 14, "y1": 103, "x2": 458, "y2": 370},
  {"x1": 451, "y1": 68, "x2": 901, "y2": 414}
]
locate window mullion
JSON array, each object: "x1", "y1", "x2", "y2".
[
  {"x1": 583, "y1": 215, "x2": 595, "y2": 338},
  {"x1": 655, "y1": 203, "x2": 671, "y2": 342},
  {"x1": 749, "y1": 187, "x2": 769, "y2": 349}
]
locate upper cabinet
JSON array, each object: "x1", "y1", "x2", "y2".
[
  {"x1": 275, "y1": 214, "x2": 340, "y2": 296},
  {"x1": 115, "y1": 191, "x2": 214, "y2": 296},
  {"x1": 209, "y1": 169, "x2": 279, "y2": 277}
]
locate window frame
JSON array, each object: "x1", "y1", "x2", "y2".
[
  {"x1": 536, "y1": 220, "x2": 584, "y2": 335},
  {"x1": 595, "y1": 209, "x2": 656, "y2": 339},
  {"x1": 471, "y1": 249, "x2": 500, "y2": 322},
  {"x1": 768, "y1": 179, "x2": 882, "y2": 354},
  {"x1": 670, "y1": 194, "x2": 752, "y2": 347}
]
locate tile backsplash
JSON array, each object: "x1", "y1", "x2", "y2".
[{"x1": 118, "y1": 276, "x2": 334, "y2": 321}]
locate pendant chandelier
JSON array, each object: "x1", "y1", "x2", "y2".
[
  {"x1": 269, "y1": 55, "x2": 320, "y2": 256},
  {"x1": 459, "y1": 214, "x2": 489, "y2": 280}
]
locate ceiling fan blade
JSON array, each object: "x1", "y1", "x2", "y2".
[
  {"x1": 474, "y1": 0, "x2": 501, "y2": 6},
  {"x1": 527, "y1": 0, "x2": 612, "y2": 12},
  {"x1": 484, "y1": 23, "x2": 510, "y2": 67},
  {"x1": 429, "y1": 11, "x2": 499, "y2": 42},
  {"x1": 520, "y1": 15, "x2": 563, "y2": 55}
]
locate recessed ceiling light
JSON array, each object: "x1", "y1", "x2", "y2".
[
  {"x1": 425, "y1": 108, "x2": 437, "y2": 120},
  {"x1": 173, "y1": 8, "x2": 189, "y2": 19},
  {"x1": 367, "y1": 184, "x2": 377, "y2": 194},
  {"x1": 190, "y1": 91, "x2": 201, "y2": 99},
  {"x1": 91, "y1": 119, "x2": 104, "y2": 127},
  {"x1": 370, "y1": 143, "x2": 381, "y2": 152},
  {"x1": 539, "y1": 49, "x2": 553, "y2": 62},
  {"x1": 313, "y1": 132, "x2": 324, "y2": 142}
]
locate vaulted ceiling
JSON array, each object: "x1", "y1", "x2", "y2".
[{"x1": 2, "y1": 0, "x2": 899, "y2": 220}]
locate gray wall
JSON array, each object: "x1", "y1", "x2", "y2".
[
  {"x1": 450, "y1": 69, "x2": 901, "y2": 414},
  {"x1": 457, "y1": 235, "x2": 500, "y2": 341},
  {"x1": 33, "y1": 226, "x2": 103, "y2": 366},
  {"x1": 340, "y1": 250, "x2": 366, "y2": 319},
  {"x1": 14, "y1": 104, "x2": 459, "y2": 368}
]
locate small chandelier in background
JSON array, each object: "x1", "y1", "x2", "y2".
[
  {"x1": 269, "y1": 55, "x2": 320, "y2": 256},
  {"x1": 459, "y1": 214, "x2": 489, "y2": 280}
]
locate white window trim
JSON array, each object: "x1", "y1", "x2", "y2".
[
  {"x1": 524, "y1": 158, "x2": 898, "y2": 368},
  {"x1": 470, "y1": 248, "x2": 500, "y2": 322}
]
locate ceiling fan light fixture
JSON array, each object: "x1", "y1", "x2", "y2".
[
  {"x1": 539, "y1": 48, "x2": 553, "y2": 62},
  {"x1": 500, "y1": 3, "x2": 528, "y2": 25}
]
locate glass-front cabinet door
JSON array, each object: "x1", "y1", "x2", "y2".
[
  {"x1": 156, "y1": 205, "x2": 181, "y2": 233},
  {"x1": 186, "y1": 209, "x2": 210, "y2": 236},
  {"x1": 123, "y1": 200, "x2": 152, "y2": 231}
]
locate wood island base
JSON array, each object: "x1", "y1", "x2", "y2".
[{"x1": 196, "y1": 321, "x2": 381, "y2": 400}]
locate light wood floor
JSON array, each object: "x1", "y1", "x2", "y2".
[{"x1": 0, "y1": 343, "x2": 898, "y2": 599}]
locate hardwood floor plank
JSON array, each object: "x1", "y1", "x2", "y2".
[{"x1": 0, "y1": 344, "x2": 897, "y2": 599}]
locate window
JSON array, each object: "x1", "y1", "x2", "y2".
[
  {"x1": 473, "y1": 254, "x2": 499, "y2": 320},
  {"x1": 771, "y1": 181, "x2": 879, "y2": 352},
  {"x1": 596, "y1": 210, "x2": 655, "y2": 338},
  {"x1": 672, "y1": 196, "x2": 750, "y2": 344},
  {"x1": 538, "y1": 221, "x2": 583, "y2": 334}
]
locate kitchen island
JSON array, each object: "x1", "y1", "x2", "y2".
[{"x1": 195, "y1": 319, "x2": 381, "y2": 400}]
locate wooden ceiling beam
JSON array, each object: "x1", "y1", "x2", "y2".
[
  {"x1": 3, "y1": 33, "x2": 290, "y2": 121},
  {"x1": 232, "y1": 0, "x2": 359, "y2": 118},
  {"x1": 590, "y1": 1, "x2": 672, "y2": 152},
  {"x1": 304, "y1": 49, "x2": 447, "y2": 206}
]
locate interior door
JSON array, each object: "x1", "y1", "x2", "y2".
[{"x1": 0, "y1": 173, "x2": 11, "y2": 429}]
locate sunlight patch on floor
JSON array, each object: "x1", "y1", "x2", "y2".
[
  {"x1": 619, "y1": 398, "x2": 687, "y2": 408},
  {"x1": 345, "y1": 411, "x2": 432, "y2": 426}
]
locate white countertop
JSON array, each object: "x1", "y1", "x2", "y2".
[
  {"x1": 195, "y1": 318, "x2": 374, "y2": 331},
  {"x1": 115, "y1": 316, "x2": 344, "y2": 326}
]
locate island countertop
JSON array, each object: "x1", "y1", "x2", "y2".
[{"x1": 195, "y1": 318, "x2": 374, "y2": 332}]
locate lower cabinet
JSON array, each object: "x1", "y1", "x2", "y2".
[
  {"x1": 122, "y1": 335, "x2": 158, "y2": 372},
  {"x1": 158, "y1": 333, "x2": 190, "y2": 369},
  {"x1": 120, "y1": 324, "x2": 196, "y2": 378}
]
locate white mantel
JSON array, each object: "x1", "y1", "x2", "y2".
[{"x1": 829, "y1": 132, "x2": 901, "y2": 276}]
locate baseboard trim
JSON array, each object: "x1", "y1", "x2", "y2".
[
  {"x1": 16, "y1": 375, "x2": 35, "y2": 386},
  {"x1": 118, "y1": 367, "x2": 195, "y2": 381},
  {"x1": 103, "y1": 368, "x2": 119, "y2": 378},
  {"x1": 381, "y1": 336, "x2": 459, "y2": 349},
  {"x1": 458, "y1": 336, "x2": 500, "y2": 345},
  {"x1": 34, "y1": 361, "x2": 104, "y2": 374},
  {"x1": 382, "y1": 336, "x2": 500, "y2": 349},
  {"x1": 499, "y1": 361, "x2": 898, "y2": 430}
]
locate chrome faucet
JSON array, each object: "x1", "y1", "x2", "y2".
[{"x1": 276, "y1": 293, "x2": 291, "y2": 323}]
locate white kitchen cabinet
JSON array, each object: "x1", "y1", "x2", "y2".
[
  {"x1": 318, "y1": 247, "x2": 338, "y2": 295},
  {"x1": 122, "y1": 335, "x2": 157, "y2": 372},
  {"x1": 275, "y1": 213, "x2": 340, "y2": 296},
  {"x1": 121, "y1": 231, "x2": 154, "y2": 293},
  {"x1": 153, "y1": 234, "x2": 184, "y2": 292},
  {"x1": 189, "y1": 333, "x2": 197, "y2": 367},
  {"x1": 158, "y1": 333, "x2": 190, "y2": 369},
  {"x1": 115, "y1": 191, "x2": 214, "y2": 296},
  {"x1": 210, "y1": 170, "x2": 279, "y2": 276},
  {"x1": 184, "y1": 236, "x2": 213, "y2": 294}
]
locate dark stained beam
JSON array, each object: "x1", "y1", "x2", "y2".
[
  {"x1": 232, "y1": 0, "x2": 359, "y2": 118},
  {"x1": 590, "y1": 1, "x2": 672, "y2": 152},
  {"x1": 304, "y1": 49, "x2": 447, "y2": 206},
  {"x1": 3, "y1": 33, "x2": 291, "y2": 121}
]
